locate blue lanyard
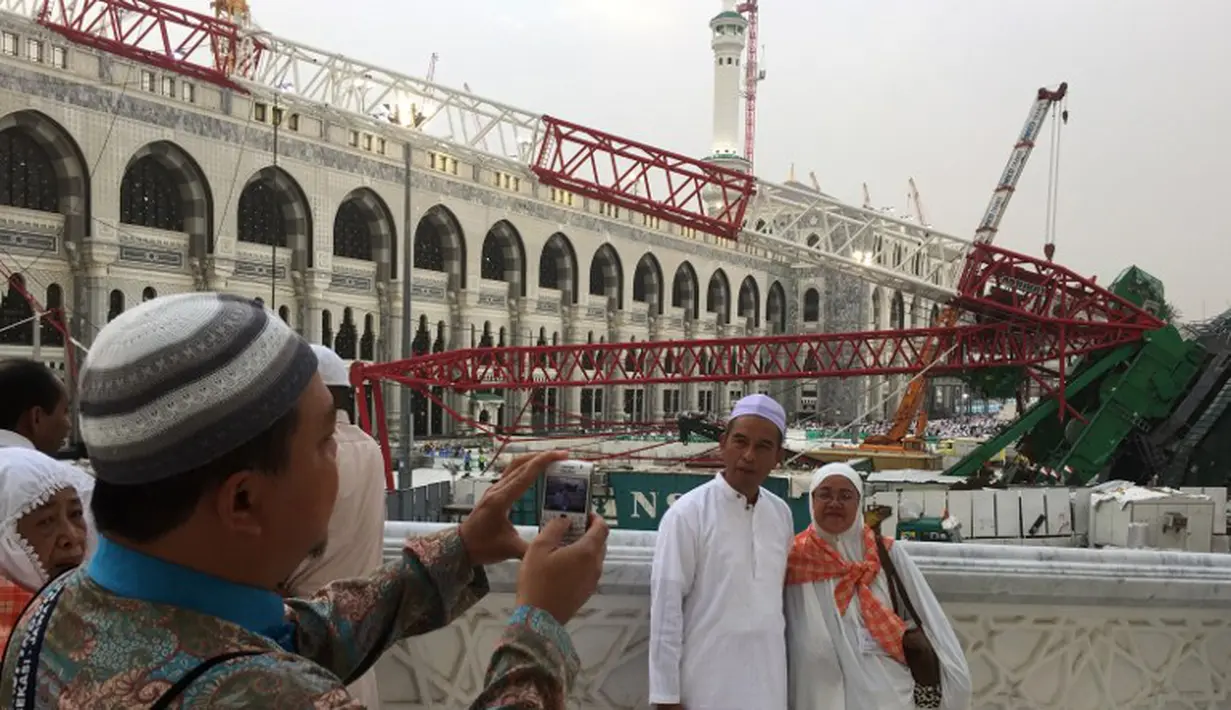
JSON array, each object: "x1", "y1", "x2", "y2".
[{"x1": 9, "y1": 584, "x2": 64, "y2": 709}]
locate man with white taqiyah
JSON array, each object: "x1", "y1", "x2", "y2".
[{"x1": 648, "y1": 394, "x2": 795, "y2": 710}]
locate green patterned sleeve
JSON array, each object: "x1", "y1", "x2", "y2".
[
  {"x1": 285, "y1": 528, "x2": 489, "y2": 684},
  {"x1": 468, "y1": 605, "x2": 580, "y2": 709}
]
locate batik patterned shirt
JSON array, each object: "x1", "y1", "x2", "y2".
[{"x1": 0, "y1": 529, "x2": 579, "y2": 708}]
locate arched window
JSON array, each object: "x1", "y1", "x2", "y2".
[
  {"x1": 803, "y1": 288, "x2": 820, "y2": 322},
  {"x1": 0, "y1": 275, "x2": 33, "y2": 345},
  {"x1": 321, "y1": 310, "x2": 334, "y2": 348},
  {"x1": 237, "y1": 180, "x2": 288, "y2": 247},
  {"x1": 360, "y1": 314, "x2": 375, "y2": 360},
  {"x1": 120, "y1": 156, "x2": 184, "y2": 231},
  {"x1": 414, "y1": 227, "x2": 445, "y2": 271},
  {"x1": 333, "y1": 200, "x2": 373, "y2": 261},
  {"x1": 142, "y1": 286, "x2": 157, "y2": 302},
  {"x1": 0, "y1": 129, "x2": 56, "y2": 212},
  {"x1": 107, "y1": 289, "x2": 125, "y2": 322},
  {"x1": 481, "y1": 236, "x2": 507, "y2": 281},
  {"x1": 335, "y1": 308, "x2": 357, "y2": 359},
  {"x1": 539, "y1": 252, "x2": 559, "y2": 289},
  {"x1": 42, "y1": 283, "x2": 64, "y2": 347}
]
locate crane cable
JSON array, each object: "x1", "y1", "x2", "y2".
[{"x1": 1043, "y1": 98, "x2": 1070, "y2": 261}]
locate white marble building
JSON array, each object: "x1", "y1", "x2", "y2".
[{"x1": 0, "y1": 7, "x2": 953, "y2": 440}]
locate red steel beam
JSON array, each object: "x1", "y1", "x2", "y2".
[
  {"x1": 955, "y1": 243, "x2": 1163, "y2": 329},
  {"x1": 358, "y1": 319, "x2": 1153, "y2": 392},
  {"x1": 37, "y1": 0, "x2": 261, "y2": 93},
  {"x1": 531, "y1": 115, "x2": 757, "y2": 241}
]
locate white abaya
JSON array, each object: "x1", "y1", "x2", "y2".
[{"x1": 786, "y1": 465, "x2": 971, "y2": 710}]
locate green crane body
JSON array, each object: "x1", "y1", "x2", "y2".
[{"x1": 947, "y1": 264, "x2": 1219, "y2": 486}]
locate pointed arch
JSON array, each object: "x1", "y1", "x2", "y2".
[
  {"x1": 737, "y1": 275, "x2": 760, "y2": 328},
  {"x1": 0, "y1": 110, "x2": 89, "y2": 237},
  {"x1": 539, "y1": 232, "x2": 578, "y2": 304},
  {"x1": 707, "y1": 268, "x2": 731, "y2": 325},
  {"x1": 766, "y1": 280, "x2": 787, "y2": 333},
  {"x1": 890, "y1": 290, "x2": 906, "y2": 330},
  {"x1": 480, "y1": 219, "x2": 527, "y2": 297},
  {"x1": 334, "y1": 187, "x2": 396, "y2": 282},
  {"x1": 588, "y1": 243, "x2": 623, "y2": 310},
  {"x1": 672, "y1": 261, "x2": 700, "y2": 320},
  {"x1": 237, "y1": 165, "x2": 313, "y2": 270},
  {"x1": 121, "y1": 140, "x2": 213, "y2": 258},
  {"x1": 633, "y1": 252, "x2": 664, "y2": 315},
  {"x1": 803, "y1": 287, "x2": 820, "y2": 323},
  {"x1": 413, "y1": 204, "x2": 467, "y2": 290}
]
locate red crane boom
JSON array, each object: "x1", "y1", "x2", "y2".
[{"x1": 353, "y1": 242, "x2": 1162, "y2": 471}]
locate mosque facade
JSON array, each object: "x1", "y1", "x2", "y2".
[{"x1": 0, "y1": 8, "x2": 953, "y2": 440}]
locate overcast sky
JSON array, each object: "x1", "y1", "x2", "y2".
[{"x1": 217, "y1": 0, "x2": 1230, "y2": 320}]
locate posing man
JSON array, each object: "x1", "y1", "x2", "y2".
[{"x1": 649, "y1": 394, "x2": 795, "y2": 710}]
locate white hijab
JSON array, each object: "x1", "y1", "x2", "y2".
[
  {"x1": 0, "y1": 448, "x2": 93, "y2": 591},
  {"x1": 786, "y1": 463, "x2": 972, "y2": 710}
]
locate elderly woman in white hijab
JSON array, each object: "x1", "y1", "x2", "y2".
[
  {"x1": 0, "y1": 447, "x2": 92, "y2": 648},
  {"x1": 785, "y1": 463, "x2": 971, "y2": 709}
]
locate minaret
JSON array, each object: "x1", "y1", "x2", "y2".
[{"x1": 708, "y1": 0, "x2": 750, "y2": 173}]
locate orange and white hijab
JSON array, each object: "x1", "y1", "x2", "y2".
[{"x1": 783, "y1": 463, "x2": 972, "y2": 710}]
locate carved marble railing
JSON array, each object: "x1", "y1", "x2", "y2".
[{"x1": 374, "y1": 522, "x2": 1231, "y2": 710}]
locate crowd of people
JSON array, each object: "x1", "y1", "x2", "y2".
[{"x1": 0, "y1": 291, "x2": 971, "y2": 708}]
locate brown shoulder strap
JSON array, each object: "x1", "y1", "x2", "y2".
[{"x1": 873, "y1": 534, "x2": 924, "y2": 627}]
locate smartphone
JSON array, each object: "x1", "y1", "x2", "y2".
[{"x1": 539, "y1": 460, "x2": 594, "y2": 545}]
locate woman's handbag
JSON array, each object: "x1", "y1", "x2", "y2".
[{"x1": 873, "y1": 535, "x2": 943, "y2": 700}]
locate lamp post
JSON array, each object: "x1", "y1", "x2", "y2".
[
  {"x1": 270, "y1": 92, "x2": 280, "y2": 310},
  {"x1": 399, "y1": 141, "x2": 415, "y2": 487}
]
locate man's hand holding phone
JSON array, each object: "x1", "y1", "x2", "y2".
[{"x1": 517, "y1": 513, "x2": 609, "y2": 625}]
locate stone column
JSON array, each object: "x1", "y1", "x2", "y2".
[
  {"x1": 647, "y1": 315, "x2": 664, "y2": 423},
  {"x1": 562, "y1": 307, "x2": 582, "y2": 428},
  {"x1": 81, "y1": 235, "x2": 118, "y2": 342},
  {"x1": 608, "y1": 314, "x2": 626, "y2": 424}
]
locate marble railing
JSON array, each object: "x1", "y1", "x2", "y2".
[{"x1": 374, "y1": 522, "x2": 1231, "y2": 710}]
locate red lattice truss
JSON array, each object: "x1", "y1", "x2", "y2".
[
  {"x1": 36, "y1": 0, "x2": 262, "y2": 92},
  {"x1": 351, "y1": 243, "x2": 1162, "y2": 477},
  {"x1": 531, "y1": 116, "x2": 757, "y2": 241},
  {"x1": 357, "y1": 243, "x2": 1162, "y2": 393}
]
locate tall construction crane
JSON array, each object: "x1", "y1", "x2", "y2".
[
  {"x1": 861, "y1": 82, "x2": 1069, "y2": 452},
  {"x1": 737, "y1": 0, "x2": 763, "y2": 168}
]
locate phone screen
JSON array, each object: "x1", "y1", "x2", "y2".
[{"x1": 542, "y1": 474, "x2": 589, "y2": 514}]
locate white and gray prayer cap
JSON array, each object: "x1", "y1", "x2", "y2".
[
  {"x1": 77, "y1": 293, "x2": 318, "y2": 485},
  {"x1": 728, "y1": 393, "x2": 787, "y2": 438}
]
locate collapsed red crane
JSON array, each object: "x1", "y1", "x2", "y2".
[{"x1": 352, "y1": 243, "x2": 1163, "y2": 474}]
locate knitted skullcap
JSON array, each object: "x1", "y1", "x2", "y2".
[{"x1": 78, "y1": 293, "x2": 318, "y2": 485}]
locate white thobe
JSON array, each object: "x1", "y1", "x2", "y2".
[
  {"x1": 649, "y1": 474, "x2": 794, "y2": 710},
  {"x1": 286, "y1": 411, "x2": 388, "y2": 709}
]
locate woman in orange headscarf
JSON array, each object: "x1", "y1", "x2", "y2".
[{"x1": 784, "y1": 463, "x2": 970, "y2": 709}]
